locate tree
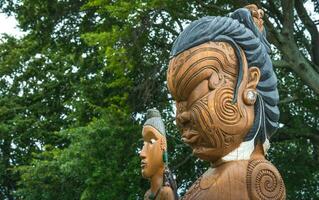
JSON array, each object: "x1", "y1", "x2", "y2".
[{"x1": 0, "y1": 0, "x2": 318, "y2": 199}]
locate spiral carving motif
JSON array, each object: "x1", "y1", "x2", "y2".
[
  {"x1": 214, "y1": 87, "x2": 242, "y2": 125},
  {"x1": 191, "y1": 96, "x2": 222, "y2": 149},
  {"x1": 247, "y1": 160, "x2": 286, "y2": 200}
]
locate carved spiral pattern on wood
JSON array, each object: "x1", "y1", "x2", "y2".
[
  {"x1": 191, "y1": 96, "x2": 222, "y2": 149},
  {"x1": 247, "y1": 160, "x2": 286, "y2": 200},
  {"x1": 214, "y1": 87, "x2": 241, "y2": 125}
]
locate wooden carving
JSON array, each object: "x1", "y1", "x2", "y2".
[
  {"x1": 245, "y1": 4, "x2": 265, "y2": 32},
  {"x1": 140, "y1": 109, "x2": 178, "y2": 200},
  {"x1": 167, "y1": 5, "x2": 286, "y2": 200}
]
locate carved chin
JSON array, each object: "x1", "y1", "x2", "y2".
[
  {"x1": 141, "y1": 170, "x2": 146, "y2": 177},
  {"x1": 141, "y1": 169, "x2": 150, "y2": 178},
  {"x1": 192, "y1": 146, "x2": 221, "y2": 161}
]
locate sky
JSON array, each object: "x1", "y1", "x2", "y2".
[
  {"x1": 0, "y1": 2, "x2": 318, "y2": 38},
  {"x1": 0, "y1": 13, "x2": 25, "y2": 38}
]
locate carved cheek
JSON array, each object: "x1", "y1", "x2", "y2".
[
  {"x1": 148, "y1": 143, "x2": 162, "y2": 174},
  {"x1": 190, "y1": 97, "x2": 212, "y2": 138},
  {"x1": 207, "y1": 86, "x2": 247, "y2": 136},
  {"x1": 190, "y1": 97, "x2": 222, "y2": 149}
]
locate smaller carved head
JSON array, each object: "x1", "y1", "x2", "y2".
[{"x1": 140, "y1": 109, "x2": 167, "y2": 178}]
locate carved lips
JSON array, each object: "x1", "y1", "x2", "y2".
[
  {"x1": 181, "y1": 130, "x2": 200, "y2": 145},
  {"x1": 141, "y1": 160, "x2": 147, "y2": 169}
]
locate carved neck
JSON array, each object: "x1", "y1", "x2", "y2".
[
  {"x1": 150, "y1": 167, "x2": 164, "y2": 195},
  {"x1": 214, "y1": 140, "x2": 267, "y2": 166}
]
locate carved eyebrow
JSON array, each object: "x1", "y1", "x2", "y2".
[
  {"x1": 187, "y1": 79, "x2": 210, "y2": 108},
  {"x1": 142, "y1": 127, "x2": 159, "y2": 141}
]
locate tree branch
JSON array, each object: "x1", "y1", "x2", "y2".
[
  {"x1": 195, "y1": 0, "x2": 230, "y2": 13},
  {"x1": 262, "y1": 8, "x2": 282, "y2": 29},
  {"x1": 174, "y1": 18, "x2": 184, "y2": 33},
  {"x1": 281, "y1": 0, "x2": 295, "y2": 38},
  {"x1": 295, "y1": 0, "x2": 319, "y2": 67},
  {"x1": 155, "y1": 12, "x2": 179, "y2": 37},
  {"x1": 293, "y1": 21, "x2": 312, "y2": 54},
  {"x1": 272, "y1": 59, "x2": 289, "y2": 68},
  {"x1": 166, "y1": 132, "x2": 184, "y2": 144},
  {"x1": 273, "y1": 129, "x2": 319, "y2": 145},
  {"x1": 263, "y1": 6, "x2": 319, "y2": 95},
  {"x1": 263, "y1": 16, "x2": 282, "y2": 47},
  {"x1": 266, "y1": 0, "x2": 284, "y2": 26},
  {"x1": 172, "y1": 153, "x2": 193, "y2": 171}
]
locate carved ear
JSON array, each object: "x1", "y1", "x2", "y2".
[
  {"x1": 160, "y1": 138, "x2": 167, "y2": 151},
  {"x1": 247, "y1": 67, "x2": 260, "y2": 89},
  {"x1": 243, "y1": 67, "x2": 260, "y2": 105}
]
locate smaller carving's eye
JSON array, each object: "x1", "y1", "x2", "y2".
[{"x1": 150, "y1": 139, "x2": 157, "y2": 144}]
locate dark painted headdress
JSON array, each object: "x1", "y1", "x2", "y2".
[{"x1": 144, "y1": 108, "x2": 166, "y2": 136}]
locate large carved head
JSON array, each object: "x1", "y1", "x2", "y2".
[
  {"x1": 140, "y1": 109, "x2": 167, "y2": 178},
  {"x1": 167, "y1": 6, "x2": 279, "y2": 162}
]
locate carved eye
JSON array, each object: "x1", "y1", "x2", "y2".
[
  {"x1": 258, "y1": 9, "x2": 264, "y2": 18},
  {"x1": 150, "y1": 139, "x2": 157, "y2": 144}
]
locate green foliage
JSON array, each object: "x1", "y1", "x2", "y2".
[
  {"x1": 16, "y1": 110, "x2": 143, "y2": 200},
  {"x1": 268, "y1": 139, "x2": 319, "y2": 199}
]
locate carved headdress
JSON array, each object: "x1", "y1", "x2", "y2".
[{"x1": 144, "y1": 108, "x2": 166, "y2": 136}]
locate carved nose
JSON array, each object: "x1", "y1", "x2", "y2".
[
  {"x1": 139, "y1": 147, "x2": 146, "y2": 159},
  {"x1": 177, "y1": 111, "x2": 191, "y2": 127},
  {"x1": 258, "y1": 9, "x2": 264, "y2": 18}
]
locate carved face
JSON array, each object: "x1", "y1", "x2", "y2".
[
  {"x1": 167, "y1": 42, "x2": 260, "y2": 162},
  {"x1": 139, "y1": 126, "x2": 166, "y2": 178}
]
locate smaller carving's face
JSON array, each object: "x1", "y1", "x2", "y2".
[
  {"x1": 167, "y1": 42, "x2": 256, "y2": 162},
  {"x1": 139, "y1": 126, "x2": 165, "y2": 178}
]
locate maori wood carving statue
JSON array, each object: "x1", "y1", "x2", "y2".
[
  {"x1": 167, "y1": 5, "x2": 286, "y2": 200},
  {"x1": 140, "y1": 109, "x2": 178, "y2": 200}
]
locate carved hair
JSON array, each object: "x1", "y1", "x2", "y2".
[
  {"x1": 144, "y1": 108, "x2": 166, "y2": 136},
  {"x1": 169, "y1": 8, "x2": 279, "y2": 143}
]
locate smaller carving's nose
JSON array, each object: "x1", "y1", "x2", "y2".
[{"x1": 139, "y1": 147, "x2": 146, "y2": 160}]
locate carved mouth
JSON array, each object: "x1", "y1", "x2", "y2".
[
  {"x1": 181, "y1": 130, "x2": 200, "y2": 145},
  {"x1": 192, "y1": 146, "x2": 218, "y2": 161},
  {"x1": 141, "y1": 160, "x2": 147, "y2": 168}
]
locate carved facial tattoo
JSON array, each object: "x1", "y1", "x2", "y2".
[{"x1": 167, "y1": 42, "x2": 259, "y2": 162}]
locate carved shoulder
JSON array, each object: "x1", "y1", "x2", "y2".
[
  {"x1": 246, "y1": 159, "x2": 286, "y2": 200},
  {"x1": 182, "y1": 161, "x2": 250, "y2": 200},
  {"x1": 159, "y1": 186, "x2": 175, "y2": 200}
]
